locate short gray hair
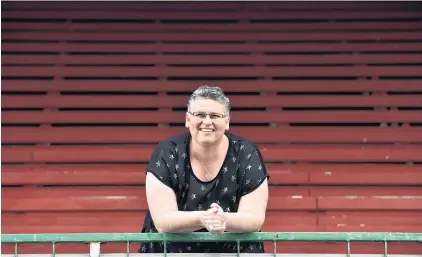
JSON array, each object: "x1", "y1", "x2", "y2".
[{"x1": 187, "y1": 85, "x2": 231, "y2": 116}]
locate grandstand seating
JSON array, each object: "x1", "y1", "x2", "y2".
[{"x1": 2, "y1": 1, "x2": 422, "y2": 254}]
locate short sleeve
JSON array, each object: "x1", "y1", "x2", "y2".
[
  {"x1": 241, "y1": 148, "x2": 269, "y2": 196},
  {"x1": 146, "y1": 142, "x2": 175, "y2": 190}
]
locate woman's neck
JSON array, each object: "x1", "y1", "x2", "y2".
[{"x1": 191, "y1": 135, "x2": 226, "y2": 162}]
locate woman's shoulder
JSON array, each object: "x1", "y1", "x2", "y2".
[
  {"x1": 154, "y1": 132, "x2": 190, "y2": 151},
  {"x1": 226, "y1": 132, "x2": 259, "y2": 153}
]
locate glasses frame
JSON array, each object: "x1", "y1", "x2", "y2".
[{"x1": 188, "y1": 111, "x2": 227, "y2": 121}]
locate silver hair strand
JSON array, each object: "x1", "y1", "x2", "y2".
[{"x1": 187, "y1": 85, "x2": 231, "y2": 116}]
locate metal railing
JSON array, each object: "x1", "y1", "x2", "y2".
[{"x1": 2, "y1": 232, "x2": 421, "y2": 257}]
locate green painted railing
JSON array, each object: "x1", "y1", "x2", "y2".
[{"x1": 2, "y1": 232, "x2": 422, "y2": 256}]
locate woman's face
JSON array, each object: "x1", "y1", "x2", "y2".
[{"x1": 185, "y1": 98, "x2": 229, "y2": 146}]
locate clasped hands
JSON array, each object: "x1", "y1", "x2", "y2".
[{"x1": 200, "y1": 203, "x2": 226, "y2": 234}]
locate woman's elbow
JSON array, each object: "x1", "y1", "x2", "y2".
[
  {"x1": 239, "y1": 214, "x2": 265, "y2": 232},
  {"x1": 154, "y1": 226, "x2": 167, "y2": 233},
  {"x1": 153, "y1": 220, "x2": 170, "y2": 233},
  {"x1": 151, "y1": 216, "x2": 169, "y2": 233},
  {"x1": 253, "y1": 214, "x2": 266, "y2": 231}
]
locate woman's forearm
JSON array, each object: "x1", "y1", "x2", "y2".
[
  {"x1": 224, "y1": 212, "x2": 265, "y2": 233},
  {"x1": 154, "y1": 211, "x2": 205, "y2": 233}
]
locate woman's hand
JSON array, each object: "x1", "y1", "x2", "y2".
[{"x1": 202, "y1": 203, "x2": 226, "y2": 234}]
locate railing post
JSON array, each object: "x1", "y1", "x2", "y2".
[{"x1": 89, "y1": 242, "x2": 101, "y2": 257}]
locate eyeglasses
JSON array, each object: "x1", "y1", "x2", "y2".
[{"x1": 188, "y1": 112, "x2": 227, "y2": 121}]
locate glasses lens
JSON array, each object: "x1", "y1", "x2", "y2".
[{"x1": 193, "y1": 112, "x2": 224, "y2": 120}]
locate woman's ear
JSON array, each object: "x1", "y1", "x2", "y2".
[{"x1": 185, "y1": 112, "x2": 190, "y2": 128}]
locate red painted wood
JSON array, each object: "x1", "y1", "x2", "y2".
[
  {"x1": 1, "y1": 197, "x2": 146, "y2": 212},
  {"x1": 4, "y1": 22, "x2": 422, "y2": 33},
  {"x1": 1, "y1": 147, "x2": 32, "y2": 162},
  {"x1": 4, "y1": 31, "x2": 422, "y2": 41},
  {"x1": 1, "y1": 211, "x2": 316, "y2": 233},
  {"x1": 318, "y1": 197, "x2": 422, "y2": 210},
  {"x1": 1, "y1": 226, "x2": 142, "y2": 234},
  {"x1": 3, "y1": 110, "x2": 422, "y2": 123},
  {"x1": 1, "y1": 212, "x2": 146, "y2": 227},
  {"x1": 1, "y1": 211, "x2": 313, "y2": 225},
  {"x1": 219, "y1": 1, "x2": 422, "y2": 10},
  {"x1": 3, "y1": 66, "x2": 422, "y2": 77},
  {"x1": 4, "y1": 42, "x2": 422, "y2": 53},
  {"x1": 310, "y1": 164, "x2": 422, "y2": 185},
  {"x1": 2, "y1": 186, "x2": 144, "y2": 198},
  {"x1": 4, "y1": 21, "x2": 422, "y2": 32},
  {"x1": 267, "y1": 197, "x2": 316, "y2": 210},
  {"x1": 0, "y1": 163, "x2": 308, "y2": 185},
  {"x1": 259, "y1": 145, "x2": 422, "y2": 162},
  {"x1": 3, "y1": 80, "x2": 422, "y2": 93},
  {"x1": 4, "y1": 127, "x2": 422, "y2": 144},
  {"x1": 3, "y1": 1, "x2": 247, "y2": 11},
  {"x1": 2, "y1": 209, "x2": 417, "y2": 253},
  {"x1": 267, "y1": 164, "x2": 309, "y2": 184},
  {"x1": 2, "y1": 30, "x2": 416, "y2": 41},
  {"x1": 0, "y1": 224, "x2": 318, "y2": 234},
  {"x1": 262, "y1": 225, "x2": 318, "y2": 232},
  {"x1": 1, "y1": 225, "x2": 318, "y2": 234},
  {"x1": 4, "y1": 54, "x2": 422, "y2": 65},
  {"x1": 1, "y1": 195, "x2": 315, "y2": 211},
  {"x1": 4, "y1": 1, "x2": 419, "y2": 11},
  {"x1": 271, "y1": 164, "x2": 422, "y2": 185},
  {"x1": 1, "y1": 146, "x2": 155, "y2": 162},
  {"x1": 311, "y1": 186, "x2": 422, "y2": 196},
  {"x1": 265, "y1": 212, "x2": 317, "y2": 226},
  {"x1": 323, "y1": 226, "x2": 422, "y2": 232},
  {"x1": 0, "y1": 211, "x2": 318, "y2": 239},
  {"x1": 1, "y1": 164, "x2": 148, "y2": 185},
  {"x1": 2, "y1": 3, "x2": 421, "y2": 253},
  {"x1": 3, "y1": 145, "x2": 422, "y2": 163},
  {"x1": 1, "y1": 186, "x2": 313, "y2": 211},
  {"x1": 2, "y1": 11, "x2": 422, "y2": 20},
  {"x1": 3, "y1": 185, "x2": 420, "y2": 201},
  {"x1": 2, "y1": 186, "x2": 148, "y2": 211},
  {"x1": 319, "y1": 211, "x2": 422, "y2": 226},
  {"x1": 3, "y1": 95, "x2": 421, "y2": 108},
  {"x1": 4, "y1": 163, "x2": 419, "y2": 186},
  {"x1": 269, "y1": 186, "x2": 310, "y2": 196},
  {"x1": 2, "y1": 185, "x2": 295, "y2": 199}
]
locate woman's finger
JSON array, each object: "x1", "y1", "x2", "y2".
[
  {"x1": 210, "y1": 203, "x2": 223, "y2": 212},
  {"x1": 204, "y1": 214, "x2": 224, "y2": 222},
  {"x1": 205, "y1": 219, "x2": 223, "y2": 226},
  {"x1": 211, "y1": 226, "x2": 225, "y2": 234}
]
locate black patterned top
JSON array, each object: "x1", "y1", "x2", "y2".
[{"x1": 139, "y1": 132, "x2": 270, "y2": 253}]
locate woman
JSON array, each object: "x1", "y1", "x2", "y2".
[{"x1": 139, "y1": 85, "x2": 269, "y2": 253}]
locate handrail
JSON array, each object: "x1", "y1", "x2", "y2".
[
  {"x1": 2, "y1": 232, "x2": 422, "y2": 243},
  {"x1": 2, "y1": 232, "x2": 421, "y2": 257}
]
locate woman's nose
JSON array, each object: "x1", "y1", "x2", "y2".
[{"x1": 203, "y1": 115, "x2": 213, "y2": 123}]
